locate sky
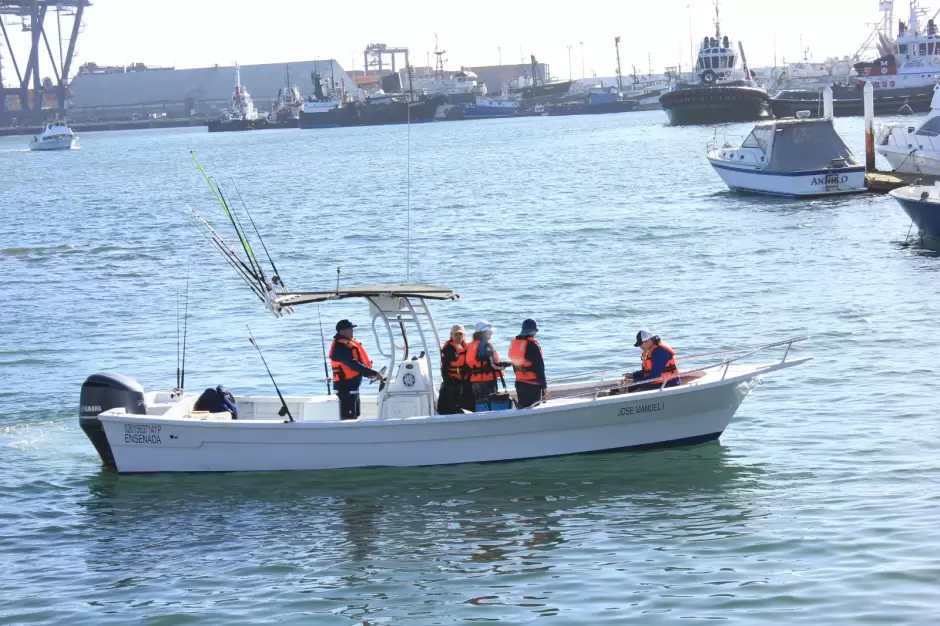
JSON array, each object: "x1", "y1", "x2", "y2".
[{"x1": 0, "y1": 0, "x2": 924, "y2": 85}]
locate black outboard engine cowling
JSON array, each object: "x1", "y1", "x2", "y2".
[{"x1": 79, "y1": 373, "x2": 146, "y2": 468}]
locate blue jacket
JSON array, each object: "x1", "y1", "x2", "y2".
[
  {"x1": 330, "y1": 335, "x2": 378, "y2": 391},
  {"x1": 633, "y1": 345, "x2": 681, "y2": 388}
]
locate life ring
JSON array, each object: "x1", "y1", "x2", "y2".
[
  {"x1": 701, "y1": 69, "x2": 717, "y2": 85},
  {"x1": 881, "y1": 67, "x2": 889, "y2": 74}
]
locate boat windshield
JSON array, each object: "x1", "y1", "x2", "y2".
[
  {"x1": 742, "y1": 127, "x2": 773, "y2": 151},
  {"x1": 916, "y1": 116, "x2": 940, "y2": 137}
]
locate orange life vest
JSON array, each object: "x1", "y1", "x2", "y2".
[
  {"x1": 465, "y1": 339, "x2": 501, "y2": 383},
  {"x1": 509, "y1": 337, "x2": 540, "y2": 383},
  {"x1": 330, "y1": 337, "x2": 372, "y2": 383},
  {"x1": 441, "y1": 339, "x2": 468, "y2": 381},
  {"x1": 644, "y1": 342, "x2": 679, "y2": 385}
]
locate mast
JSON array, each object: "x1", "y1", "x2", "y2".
[
  {"x1": 615, "y1": 36, "x2": 624, "y2": 92},
  {"x1": 714, "y1": 0, "x2": 721, "y2": 41},
  {"x1": 234, "y1": 62, "x2": 242, "y2": 106}
]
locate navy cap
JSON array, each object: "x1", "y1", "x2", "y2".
[
  {"x1": 336, "y1": 319, "x2": 357, "y2": 331},
  {"x1": 521, "y1": 318, "x2": 539, "y2": 334}
]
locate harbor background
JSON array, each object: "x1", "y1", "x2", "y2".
[{"x1": 2, "y1": 112, "x2": 939, "y2": 623}]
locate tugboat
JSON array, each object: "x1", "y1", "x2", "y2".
[
  {"x1": 207, "y1": 64, "x2": 271, "y2": 133},
  {"x1": 272, "y1": 65, "x2": 303, "y2": 128},
  {"x1": 659, "y1": 2, "x2": 770, "y2": 126},
  {"x1": 772, "y1": 2, "x2": 939, "y2": 118}
]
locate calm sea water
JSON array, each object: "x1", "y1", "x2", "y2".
[{"x1": 2, "y1": 111, "x2": 939, "y2": 624}]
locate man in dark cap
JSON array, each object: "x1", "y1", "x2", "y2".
[
  {"x1": 329, "y1": 319, "x2": 379, "y2": 420},
  {"x1": 509, "y1": 318, "x2": 547, "y2": 408},
  {"x1": 624, "y1": 329, "x2": 680, "y2": 392}
]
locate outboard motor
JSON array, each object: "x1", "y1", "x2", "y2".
[{"x1": 79, "y1": 373, "x2": 146, "y2": 468}]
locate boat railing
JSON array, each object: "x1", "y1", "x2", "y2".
[{"x1": 534, "y1": 336, "x2": 809, "y2": 407}]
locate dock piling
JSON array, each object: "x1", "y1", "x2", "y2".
[
  {"x1": 824, "y1": 85, "x2": 834, "y2": 121},
  {"x1": 864, "y1": 81, "x2": 875, "y2": 172}
]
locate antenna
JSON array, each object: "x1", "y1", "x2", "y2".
[
  {"x1": 180, "y1": 270, "x2": 189, "y2": 392},
  {"x1": 317, "y1": 304, "x2": 331, "y2": 395},
  {"x1": 247, "y1": 326, "x2": 293, "y2": 422},
  {"x1": 175, "y1": 279, "x2": 181, "y2": 390},
  {"x1": 336, "y1": 266, "x2": 341, "y2": 292}
]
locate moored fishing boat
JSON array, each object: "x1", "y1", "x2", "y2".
[
  {"x1": 76, "y1": 158, "x2": 812, "y2": 474},
  {"x1": 889, "y1": 183, "x2": 940, "y2": 246}
]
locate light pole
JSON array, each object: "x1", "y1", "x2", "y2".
[
  {"x1": 579, "y1": 41, "x2": 585, "y2": 79},
  {"x1": 567, "y1": 44, "x2": 572, "y2": 80}
]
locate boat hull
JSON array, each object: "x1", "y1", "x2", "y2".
[
  {"x1": 207, "y1": 119, "x2": 294, "y2": 133},
  {"x1": 771, "y1": 87, "x2": 933, "y2": 119},
  {"x1": 29, "y1": 137, "x2": 75, "y2": 150},
  {"x1": 86, "y1": 366, "x2": 786, "y2": 473},
  {"x1": 547, "y1": 100, "x2": 638, "y2": 116},
  {"x1": 709, "y1": 160, "x2": 867, "y2": 196},
  {"x1": 877, "y1": 146, "x2": 940, "y2": 176},
  {"x1": 892, "y1": 193, "x2": 940, "y2": 243},
  {"x1": 660, "y1": 86, "x2": 771, "y2": 126}
]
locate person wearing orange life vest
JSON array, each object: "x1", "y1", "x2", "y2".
[
  {"x1": 329, "y1": 319, "x2": 379, "y2": 420},
  {"x1": 438, "y1": 324, "x2": 473, "y2": 414},
  {"x1": 625, "y1": 329, "x2": 681, "y2": 392},
  {"x1": 509, "y1": 318, "x2": 547, "y2": 408},
  {"x1": 465, "y1": 320, "x2": 509, "y2": 410}
]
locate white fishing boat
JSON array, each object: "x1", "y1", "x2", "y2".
[
  {"x1": 707, "y1": 95, "x2": 866, "y2": 197},
  {"x1": 877, "y1": 78, "x2": 940, "y2": 175},
  {"x1": 77, "y1": 155, "x2": 811, "y2": 474},
  {"x1": 28, "y1": 121, "x2": 77, "y2": 151}
]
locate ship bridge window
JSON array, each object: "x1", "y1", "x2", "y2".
[
  {"x1": 900, "y1": 43, "x2": 909, "y2": 54},
  {"x1": 729, "y1": 55, "x2": 736, "y2": 66},
  {"x1": 719, "y1": 55, "x2": 728, "y2": 68},
  {"x1": 697, "y1": 57, "x2": 704, "y2": 69},
  {"x1": 742, "y1": 127, "x2": 772, "y2": 151},
  {"x1": 915, "y1": 116, "x2": 940, "y2": 137},
  {"x1": 920, "y1": 43, "x2": 928, "y2": 55}
]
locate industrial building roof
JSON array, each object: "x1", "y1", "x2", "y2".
[{"x1": 68, "y1": 60, "x2": 355, "y2": 108}]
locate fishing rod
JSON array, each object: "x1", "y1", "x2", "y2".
[
  {"x1": 176, "y1": 279, "x2": 181, "y2": 390},
  {"x1": 188, "y1": 207, "x2": 268, "y2": 300},
  {"x1": 216, "y1": 181, "x2": 267, "y2": 283},
  {"x1": 191, "y1": 152, "x2": 266, "y2": 281},
  {"x1": 247, "y1": 326, "x2": 293, "y2": 422},
  {"x1": 228, "y1": 174, "x2": 285, "y2": 287},
  {"x1": 317, "y1": 304, "x2": 331, "y2": 395}
]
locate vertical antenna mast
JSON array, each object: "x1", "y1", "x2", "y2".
[{"x1": 406, "y1": 89, "x2": 411, "y2": 283}]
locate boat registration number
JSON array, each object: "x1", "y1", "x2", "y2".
[{"x1": 123, "y1": 423, "x2": 163, "y2": 445}]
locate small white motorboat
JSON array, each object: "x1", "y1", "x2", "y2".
[
  {"x1": 77, "y1": 157, "x2": 812, "y2": 474},
  {"x1": 707, "y1": 113, "x2": 865, "y2": 197},
  {"x1": 28, "y1": 121, "x2": 77, "y2": 151},
  {"x1": 877, "y1": 78, "x2": 940, "y2": 176}
]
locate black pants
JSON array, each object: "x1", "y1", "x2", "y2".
[
  {"x1": 437, "y1": 381, "x2": 463, "y2": 414},
  {"x1": 338, "y1": 389, "x2": 361, "y2": 420},
  {"x1": 516, "y1": 383, "x2": 543, "y2": 408},
  {"x1": 459, "y1": 381, "x2": 476, "y2": 412}
]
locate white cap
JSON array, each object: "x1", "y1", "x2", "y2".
[
  {"x1": 474, "y1": 320, "x2": 493, "y2": 333},
  {"x1": 634, "y1": 329, "x2": 657, "y2": 347}
]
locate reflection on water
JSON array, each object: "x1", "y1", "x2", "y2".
[{"x1": 68, "y1": 445, "x2": 770, "y2": 621}]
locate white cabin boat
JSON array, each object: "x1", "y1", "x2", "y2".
[
  {"x1": 79, "y1": 283, "x2": 810, "y2": 473},
  {"x1": 707, "y1": 113, "x2": 866, "y2": 196},
  {"x1": 877, "y1": 78, "x2": 940, "y2": 174},
  {"x1": 28, "y1": 121, "x2": 76, "y2": 151}
]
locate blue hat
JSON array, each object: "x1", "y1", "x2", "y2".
[
  {"x1": 336, "y1": 319, "x2": 357, "y2": 331},
  {"x1": 521, "y1": 318, "x2": 539, "y2": 334}
]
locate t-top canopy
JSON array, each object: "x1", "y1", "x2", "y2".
[{"x1": 276, "y1": 284, "x2": 459, "y2": 307}]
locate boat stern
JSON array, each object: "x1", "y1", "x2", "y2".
[{"x1": 79, "y1": 373, "x2": 147, "y2": 469}]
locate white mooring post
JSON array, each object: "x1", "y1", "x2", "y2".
[{"x1": 864, "y1": 81, "x2": 875, "y2": 172}]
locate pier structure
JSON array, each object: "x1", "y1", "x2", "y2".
[{"x1": 0, "y1": 0, "x2": 89, "y2": 123}]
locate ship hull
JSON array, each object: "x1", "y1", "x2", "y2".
[
  {"x1": 548, "y1": 100, "x2": 638, "y2": 116},
  {"x1": 771, "y1": 86, "x2": 934, "y2": 118},
  {"x1": 660, "y1": 86, "x2": 771, "y2": 126},
  {"x1": 207, "y1": 119, "x2": 295, "y2": 133}
]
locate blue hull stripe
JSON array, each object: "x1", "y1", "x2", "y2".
[{"x1": 710, "y1": 162, "x2": 866, "y2": 177}]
